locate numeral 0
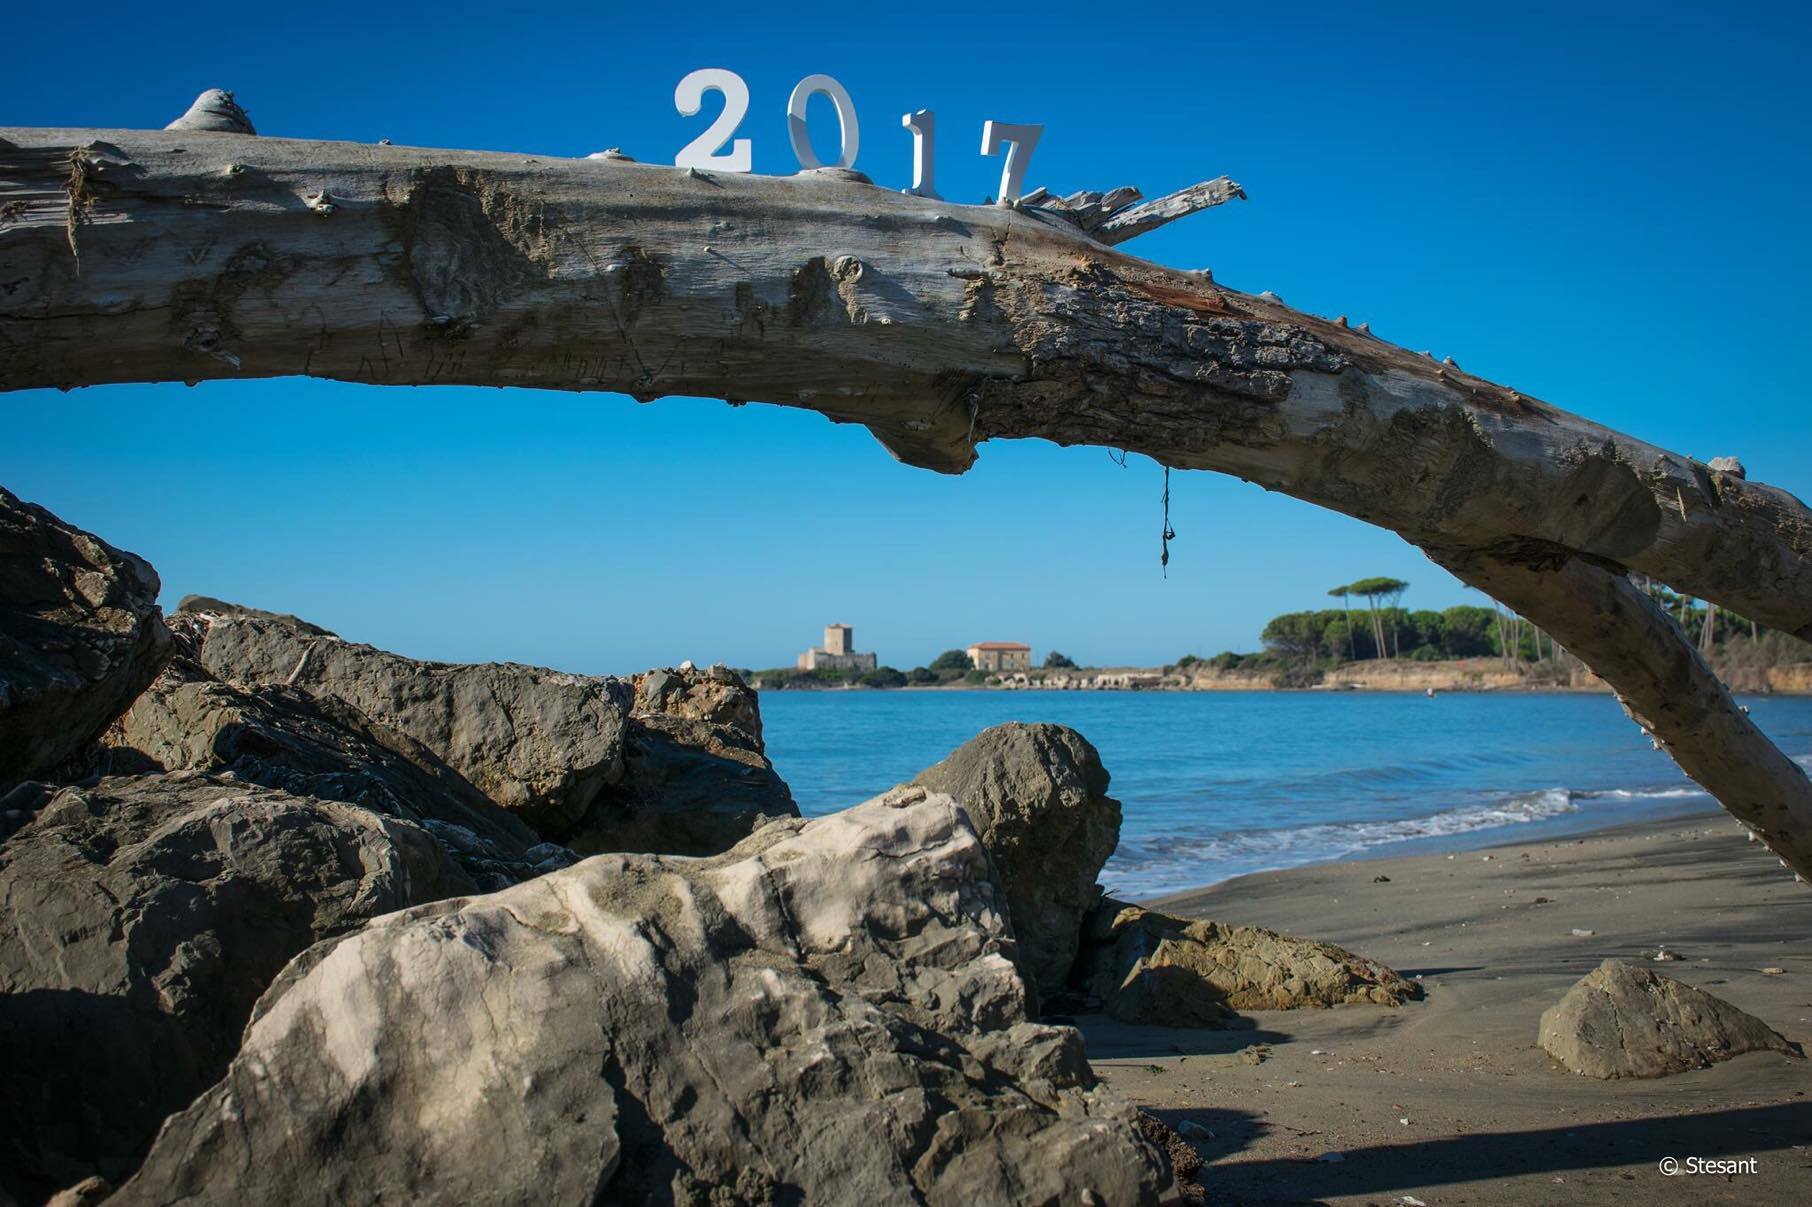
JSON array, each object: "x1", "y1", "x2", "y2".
[
  {"x1": 672, "y1": 69, "x2": 1041, "y2": 204},
  {"x1": 787, "y1": 74, "x2": 860, "y2": 169}
]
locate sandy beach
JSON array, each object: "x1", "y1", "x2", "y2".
[{"x1": 1081, "y1": 811, "x2": 1812, "y2": 1204}]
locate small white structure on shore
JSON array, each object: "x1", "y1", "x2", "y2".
[{"x1": 797, "y1": 623, "x2": 878, "y2": 671}]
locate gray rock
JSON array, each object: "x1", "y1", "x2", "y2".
[
  {"x1": 913, "y1": 723, "x2": 1121, "y2": 998},
  {"x1": 1076, "y1": 900, "x2": 1422, "y2": 1028},
  {"x1": 0, "y1": 774, "x2": 471, "y2": 1195},
  {"x1": 112, "y1": 787, "x2": 1174, "y2": 1206},
  {"x1": 89, "y1": 618, "x2": 558, "y2": 888},
  {"x1": 175, "y1": 604, "x2": 798, "y2": 856},
  {"x1": 178, "y1": 598, "x2": 632, "y2": 835},
  {"x1": 163, "y1": 88, "x2": 256, "y2": 134},
  {"x1": 566, "y1": 665, "x2": 796, "y2": 856},
  {"x1": 1707, "y1": 456, "x2": 1747, "y2": 479},
  {"x1": 1538, "y1": 958, "x2": 1803, "y2": 1078},
  {"x1": 0, "y1": 487, "x2": 171, "y2": 783},
  {"x1": 44, "y1": 1175, "x2": 113, "y2": 1207}
]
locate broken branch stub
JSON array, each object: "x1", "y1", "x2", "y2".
[{"x1": 1094, "y1": 176, "x2": 1246, "y2": 245}]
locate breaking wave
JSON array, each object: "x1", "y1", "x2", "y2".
[
  {"x1": 1106, "y1": 777, "x2": 1734, "y2": 899},
  {"x1": 1572, "y1": 785, "x2": 1709, "y2": 802}
]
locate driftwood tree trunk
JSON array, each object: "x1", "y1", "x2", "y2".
[{"x1": 4, "y1": 121, "x2": 1810, "y2": 881}]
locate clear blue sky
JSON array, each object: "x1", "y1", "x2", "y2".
[{"x1": 4, "y1": 1, "x2": 1808, "y2": 673}]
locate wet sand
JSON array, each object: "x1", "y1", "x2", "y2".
[{"x1": 1078, "y1": 810, "x2": 1812, "y2": 1204}]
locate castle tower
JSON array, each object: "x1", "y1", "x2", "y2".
[{"x1": 824, "y1": 623, "x2": 853, "y2": 655}]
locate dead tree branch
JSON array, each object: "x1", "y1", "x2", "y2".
[{"x1": 3, "y1": 119, "x2": 1809, "y2": 878}]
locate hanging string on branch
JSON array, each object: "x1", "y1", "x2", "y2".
[
  {"x1": 1160, "y1": 465, "x2": 1176, "y2": 577},
  {"x1": 1108, "y1": 448, "x2": 1129, "y2": 468}
]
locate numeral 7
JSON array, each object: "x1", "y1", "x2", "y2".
[{"x1": 980, "y1": 121, "x2": 1044, "y2": 204}]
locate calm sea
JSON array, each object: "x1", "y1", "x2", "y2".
[{"x1": 757, "y1": 690, "x2": 1812, "y2": 901}]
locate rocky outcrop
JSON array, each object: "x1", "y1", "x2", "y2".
[
  {"x1": 176, "y1": 601, "x2": 798, "y2": 854},
  {"x1": 178, "y1": 598, "x2": 631, "y2": 835},
  {"x1": 633, "y1": 663, "x2": 768, "y2": 735},
  {"x1": 1538, "y1": 959, "x2": 1803, "y2": 1078},
  {"x1": 913, "y1": 723, "x2": 1121, "y2": 998},
  {"x1": 90, "y1": 619, "x2": 570, "y2": 889},
  {"x1": 1077, "y1": 901, "x2": 1423, "y2": 1027},
  {"x1": 565, "y1": 665, "x2": 796, "y2": 855},
  {"x1": 112, "y1": 787, "x2": 1175, "y2": 1206},
  {"x1": 0, "y1": 488, "x2": 171, "y2": 782},
  {"x1": 0, "y1": 774, "x2": 472, "y2": 1196}
]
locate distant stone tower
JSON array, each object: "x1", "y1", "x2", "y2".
[{"x1": 797, "y1": 623, "x2": 877, "y2": 672}]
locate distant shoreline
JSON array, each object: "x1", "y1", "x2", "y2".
[{"x1": 750, "y1": 655, "x2": 1812, "y2": 695}]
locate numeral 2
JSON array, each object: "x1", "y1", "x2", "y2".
[{"x1": 674, "y1": 68, "x2": 752, "y2": 172}]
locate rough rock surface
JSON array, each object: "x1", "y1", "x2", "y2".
[
  {"x1": 0, "y1": 487, "x2": 171, "y2": 782},
  {"x1": 1538, "y1": 958, "x2": 1803, "y2": 1078},
  {"x1": 179, "y1": 597, "x2": 630, "y2": 833},
  {"x1": 633, "y1": 663, "x2": 768, "y2": 735},
  {"x1": 177, "y1": 600, "x2": 797, "y2": 853},
  {"x1": 566, "y1": 665, "x2": 796, "y2": 855},
  {"x1": 90, "y1": 615, "x2": 571, "y2": 888},
  {"x1": 1078, "y1": 901, "x2": 1423, "y2": 1027},
  {"x1": 913, "y1": 723, "x2": 1121, "y2": 998},
  {"x1": 113, "y1": 787, "x2": 1175, "y2": 1206},
  {"x1": 0, "y1": 774, "x2": 472, "y2": 1196}
]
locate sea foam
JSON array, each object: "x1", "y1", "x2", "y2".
[{"x1": 1102, "y1": 781, "x2": 1730, "y2": 900}]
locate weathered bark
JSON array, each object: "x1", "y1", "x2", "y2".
[{"x1": 3, "y1": 122, "x2": 1810, "y2": 879}]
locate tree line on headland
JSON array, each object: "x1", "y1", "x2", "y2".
[{"x1": 1207, "y1": 576, "x2": 1811, "y2": 688}]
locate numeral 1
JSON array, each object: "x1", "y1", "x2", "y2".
[{"x1": 901, "y1": 109, "x2": 938, "y2": 198}]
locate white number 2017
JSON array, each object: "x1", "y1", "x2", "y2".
[
  {"x1": 670, "y1": 69, "x2": 1043, "y2": 206},
  {"x1": 674, "y1": 68, "x2": 752, "y2": 172}
]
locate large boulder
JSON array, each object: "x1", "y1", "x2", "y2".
[
  {"x1": 1538, "y1": 959, "x2": 1803, "y2": 1078},
  {"x1": 1077, "y1": 901, "x2": 1423, "y2": 1027},
  {"x1": 176, "y1": 601, "x2": 799, "y2": 854},
  {"x1": 913, "y1": 723, "x2": 1121, "y2": 997},
  {"x1": 0, "y1": 774, "x2": 472, "y2": 1196},
  {"x1": 178, "y1": 598, "x2": 630, "y2": 835},
  {"x1": 112, "y1": 787, "x2": 1175, "y2": 1206},
  {"x1": 90, "y1": 616, "x2": 570, "y2": 889},
  {"x1": 565, "y1": 665, "x2": 796, "y2": 855},
  {"x1": 0, "y1": 487, "x2": 171, "y2": 783}
]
